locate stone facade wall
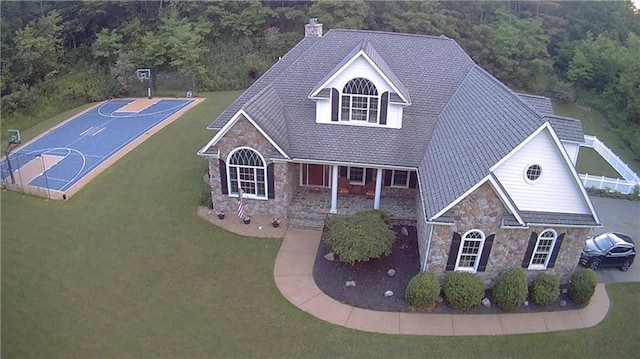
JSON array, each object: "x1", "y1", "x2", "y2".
[
  {"x1": 425, "y1": 182, "x2": 590, "y2": 286},
  {"x1": 382, "y1": 186, "x2": 416, "y2": 199},
  {"x1": 207, "y1": 115, "x2": 294, "y2": 219}
]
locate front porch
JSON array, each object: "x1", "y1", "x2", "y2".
[{"x1": 287, "y1": 187, "x2": 417, "y2": 229}]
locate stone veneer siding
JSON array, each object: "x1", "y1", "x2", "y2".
[
  {"x1": 207, "y1": 115, "x2": 295, "y2": 218},
  {"x1": 425, "y1": 182, "x2": 590, "y2": 286}
]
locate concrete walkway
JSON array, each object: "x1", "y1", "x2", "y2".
[{"x1": 274, "y1": 228, "x2": 610, "y2": 336}]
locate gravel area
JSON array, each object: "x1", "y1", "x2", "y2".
[{"x1": 197, "y1": 206, "x2": 287, "y2": 239}]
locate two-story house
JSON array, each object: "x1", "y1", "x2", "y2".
[{"x1": 198, "y1": 20, "x2": 601, "y2": 284}]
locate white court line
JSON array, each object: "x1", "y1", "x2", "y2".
[
  {"x1": 91, "y1": 127, "x2": 105, "y2": 136},
  {"x1": 21, "y1": 147, "x2": 86, "y2": 190},
  {"x1": 79, "y1": 127, "x2": 95, "y2": 136}
]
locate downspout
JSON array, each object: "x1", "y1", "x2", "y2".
[{"x1": 422, "y1": 223, "x2": 434, "y2": 272}]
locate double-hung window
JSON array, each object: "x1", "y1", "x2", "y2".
[
  {"x1": 341, "y1": 78, "x2": 379, "y2": 123},
  {"x1": 391, "y1": 170, "x2": 409, "y2": 188},
  {"x1": 528, "y1": 229, "x2": 557, "y2": 270},
  {"x1": 455, "y1": 230, "x2": 485, "y2": 272},
  {"x1": 228, "y1": 147, "x2": 266, "y2": 198}
]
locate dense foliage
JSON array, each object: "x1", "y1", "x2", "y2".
[
  {"x1": 570, "y1": 269, "x2": 598, "y2": 306},
  {"x1": 2, "y1": 1, "x2": 640, "y2": 155},
  {"x1": 531, "y1": 273, "x2": 560, "y2": 306},
  {"x1": 325, "y1": 210, "x2": 395, "y2": 265},
  {"x1": 442, "y1": 272, "x2": 485, "y2": 312},
  {"x1": 405, "y1": 272, "x2": 440, "y2": 309},
  {"x1": 492, "y1": 268, "x2": 528, "y2": 312}
]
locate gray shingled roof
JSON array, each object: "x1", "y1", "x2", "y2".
[
  {"x1": 420, "y1": 66, "x2": 546, "y2": 220},
  {"x1": 203, "y1": 29, "x2": 591, "y2": 224},
  {"x1": 545, "y1": 115, "x2": 585, "y2": 143},
  {"x1": 516, "y1": 93, "x2": 554, "y2": 115},
  {"x1": 502, "y1": 212, "x2": 598, "y2": 227}
]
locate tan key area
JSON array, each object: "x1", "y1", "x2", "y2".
[{"x1": 115, "y1": 98, "x2": 160, "y2": 113}]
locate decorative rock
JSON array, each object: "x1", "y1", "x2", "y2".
[
  {"x1": 324, "y1": 252, "x2": 335, "y2": 261},
  {"x1": 384, "y1": 290, "x2": 394, "y2": 297},
  {"x1": 524, "y1": 300, "x2": 529, "y2": 307},
  {"x1": 437, "y1": 296, "x2": 444, "y2": 303},
  {"x1": 345, "y1": 280, "x2": 356, "y2": 288},
  {"x1": 387, "y1": 269, "x2": 396, "y2": 277},
  {"x1": 560, "y1": 300, "x2": 567, "y2": 307},
  {"x1": 481, "y1": 297, "x2": 491, "y2": 308},
  {"x1": 401, "y1": 227, "x2": 409, "y2": 236},
  {"x1": 561, "y1": 288, "x2": 568, "y2": 294}
]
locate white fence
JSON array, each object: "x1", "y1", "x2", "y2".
[{"x1": 580, "y1": 135, "x2": 639, "y2": 195}]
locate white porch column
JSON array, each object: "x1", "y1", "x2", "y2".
[
  {"x1": 374, "y1": 168, "x2": 383, "y2": 209},
  {"x1": 330, "y1": 165, "x2": 338, "y2": 213}
]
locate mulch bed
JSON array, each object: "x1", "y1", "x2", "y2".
[{"x1": 313, "y1": 225, "x2": 582, "y2": 314}]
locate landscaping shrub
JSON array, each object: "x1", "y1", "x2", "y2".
[
  {"x1": 325, "y1": 210, "x2": 395, "y2": 265},
  {"x1": 405, "y1": 272, "x2": 440, "y2": 309},
  {"x1": 492, "y1": 268, "x2": 528, "y2": 312},
  {"x1": 531, "y1": 273, "x2": 560, "y2": 306},
  {"x1": 570, "y1": 269, "x2": 598, "y2": 305},
  {"x1": 442, "y1": 272, "x2": 484, "y2": 312}
]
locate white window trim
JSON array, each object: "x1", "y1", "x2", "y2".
[
  {"x1": 347, "y1": 166, "x2": 365, "y2": 185},
  {"x1": 390, "y1": 170, "x2": 409, "y2": 188},
  {"x1": 226, "y1": 146, "x2": 268, "y2": 200},
  {"x1": 528, "y1": 229, "x2": 557, "y2": 270},
  {"x1": 455, "y1": 230, "x2": 486, "y2": 273},
  {"x1": 524, "y1": 163, "x2": 542, "y2": 184},
  {"x1": 340, "y1": 78, "x2": 381, "y2": 125}
]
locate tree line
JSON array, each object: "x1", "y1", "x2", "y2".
[{"x1": 1, "y1": 1, "x2": 639, "y2": 156}]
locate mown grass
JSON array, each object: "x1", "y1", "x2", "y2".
[
  {"x1": 553, "y1": 100, "x2": 640, "y2": 174},
  {"x1": 2, "y1": 92, "x2": 640, "y2": 358},
  {"x1": 577, "y1": 147, "x2": 621, "y2": 178}
]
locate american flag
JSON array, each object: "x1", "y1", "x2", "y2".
[{"x1": 237, "y1": 188, "x2": 246, "y2": 219}]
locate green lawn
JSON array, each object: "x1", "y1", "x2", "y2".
[
  {"x1": 2, "y1": 92, "x2": 640, "y2": 358},
  {"x1": 553, "y1": 100, "x2": 640, "y2": 174},
  {"x1": 577, "y1": 147, "x2": 621, "y2": 178}
]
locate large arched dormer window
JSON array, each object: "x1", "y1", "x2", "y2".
[
  {"x1": 340, "y1": 78, "x2": 379, "y2": 123},
  {"x1": 227, "y1": 147, "x2": 267, "y2": 198}
]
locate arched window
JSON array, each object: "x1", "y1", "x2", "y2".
[
  {"x1": 227, "y1": 147, "x2": 266, "y2": 198},
  {"x1": 341, "y1": 78, "x2": 379, "y2": 123},
  {"x1": 455, "y1": 230, "x2": 485, "y2": 272},
  {"x1": 529, "y1": 229, "x2": 557, "y2": 269}
]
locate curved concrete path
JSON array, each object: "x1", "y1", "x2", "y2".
[{"x1": 274, "y1": 228, "x2": 610, "y2": 336}]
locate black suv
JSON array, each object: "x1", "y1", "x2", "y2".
[{"x1": 580, "y1": 232, "x2": 635, "y2": 271}]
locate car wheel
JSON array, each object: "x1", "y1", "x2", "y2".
[
  {"x1": 620, "y1": 260, "x2": 632, "y2": 272},
  {"x1": 589, "y1": 259, "x2": 601, "y2": 270}
]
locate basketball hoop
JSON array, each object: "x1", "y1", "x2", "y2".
[{"x1": 136, "y1": 68, "x2": 152, "y2": 99}]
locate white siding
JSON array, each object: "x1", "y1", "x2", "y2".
[
  {"x1": 316, "y1": 98, "x2": 331, "y2": 123},
  {"x1": 493, "y1": 129, "x2": 589, "y2": 214},
  {"x1": 313, "y1": 54, "x2": 404, "y2": 128},
  {"x1": 562, "y1": 142, "x2": 579, "y2": 165}
]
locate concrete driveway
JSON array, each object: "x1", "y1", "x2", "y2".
[{"x1": 587, "y1": 196, "x2": 640, "y2": 283}]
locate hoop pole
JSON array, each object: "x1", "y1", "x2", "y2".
[{"x1": 147, "y1": 77, "x2": 152, "y2": 99}]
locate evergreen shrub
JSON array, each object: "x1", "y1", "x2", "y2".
[
  {"x1": 569, "y1": 269, "x2": 598, "y2": 305},
  {"x1": 531, "y1": 273, "x2": 560, "y2": 306},
  {"x1": 492, "y1": 268, "x2": 528, "y2": 312},
  {"x1": 442, "y1": 272, "x2": 484, "y2": 312},
  {"x1": 405, "y1": 272, "x2": 440, "y2": 309}
]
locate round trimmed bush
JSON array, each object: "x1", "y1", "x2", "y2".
[
  {"x1": 531, "y1": 273, "x2": 560, "y2": 306},
  {"x1": 405, "y1": 272, "x2": 440, "y2": 309},
  {"x1": 326, "y1": 210, "x2": 395, "y2": 265},
  {"x1": 492, "y1": 268, "x2": 528, "y2": 312},
  {"x1": 570, "y1": 269, "x2": 598, "y2": 305},
  {"x1": 443, "y1": 272, "x2": 484, "y2": 312}
]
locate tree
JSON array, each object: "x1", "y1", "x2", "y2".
[
  {"x1": 308, "y1": 0, "x2": 369, "y2": 30},
  {"x1": 13, "y1": 10, "x2": 64, "y2": 85}
]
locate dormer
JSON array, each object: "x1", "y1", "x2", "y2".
[{"x1": 309, "y1": 41, "x2": 410, "y2": 129}]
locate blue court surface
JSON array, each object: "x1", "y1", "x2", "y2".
[{"x1": 1, "y1": 98, "x2": 195, "y2": 196}]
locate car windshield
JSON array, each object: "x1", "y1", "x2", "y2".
[{"x1": 593, "y1": 235, "x2": 613, "y2": 251}]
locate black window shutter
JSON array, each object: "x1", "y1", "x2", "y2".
[
  {"x1": 267, "y1": 163, "x2": 275, "y2": 199},
  {"x1": 521, "y1": 232, "x2": 538, "y2": 268},
  {"x1": 331, "y1": 88, "x2": 339, "y2": 122},
  {"x1": 547, "y1": 233, "x2": 564, "y2": 268},
  {"x1": 219, "y1": 159, "x2": 228, "y2": 195},
  {"x1": 380, "y1": 92, "x2": 389, "y2": 125},
  {"x1": 409, "y1": 171, "x2": 418, "y2": 188},
  {"x1": 446, "y1": 232, "x2": 462, "y2": 271},
  {"x1": 383, "y1": 170, "x2": 392, "y2": 186},
  {"x1": 477, "y1": 234, "x2": 494, "y2": 272}
]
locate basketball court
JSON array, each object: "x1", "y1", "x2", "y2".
[{"x1": 1, "y1": 97, "x2": 201, "y2": 199}]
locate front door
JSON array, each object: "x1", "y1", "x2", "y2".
[{"x1": 301, "y1": 164, "x2": 330, "y2": 187}]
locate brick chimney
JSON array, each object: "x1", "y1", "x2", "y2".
[{"x1": 305, "y1": 18, "x2": 323, "y2": 37}]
